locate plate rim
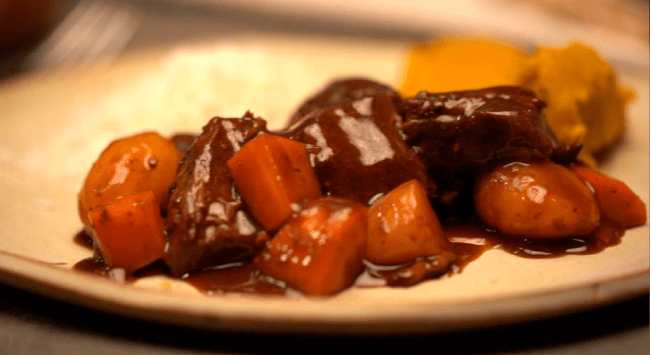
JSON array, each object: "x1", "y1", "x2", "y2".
[{"x1": 0, "y1": 250, "x2": 647, "y2": 334}]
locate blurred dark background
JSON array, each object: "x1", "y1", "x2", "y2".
[{"x1": 1, "y1": 0, "x2": 648, "y2": 78}]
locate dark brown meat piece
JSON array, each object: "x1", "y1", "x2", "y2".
[
  {"x1": 288, "y1": 78, "x2": 402, "y2": 126},
  {"x1": 400, "y1": 87, "x2": 557, "y2": 168},
  {"x1": 164, "y1": 112, "x2": 268, "y2": 276},
  {"x1": 281, "y1": 94, "x2": 435, "y2": 205}
]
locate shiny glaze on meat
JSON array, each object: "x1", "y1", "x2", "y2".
[
  {"x1": 400, "y1": 86, "x2": 557, "y2": 168},
  {"x1": 288, "y1": 77, "x2": 402, "y2": 125},
  {"x1": 164, "y1": 112, "x2": 268, "y2": 276},
  {"x1": 281, "y1": 93, "x2": 435, "y2": 204}
]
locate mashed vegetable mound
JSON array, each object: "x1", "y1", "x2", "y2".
[{"x1": 399, "y1": 39, "x2": 634, "y2": 166}]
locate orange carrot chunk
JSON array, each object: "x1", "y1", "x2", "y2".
[
  {"x1": 88, "y1": 190, "x2": 166, "y2": 273},
  {"x1": 255, "y1": 197, "x2": 368, "y2": 296},
  {"x1": 367, "y1": 180, "x2": 449, "y2": 265},
  {"x1": 227, "y1": 133, "x2": 322, "y2": 232},
  {"x1": 570, "y1": 165, "x2": 647, "y2": 228}
]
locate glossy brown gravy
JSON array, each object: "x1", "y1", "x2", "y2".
[{"x1": 72, "y1": 219, "x2": 624, "y2": 296}]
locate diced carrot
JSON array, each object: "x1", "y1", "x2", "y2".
[
  {"x1": 227, "y1": 133, "x2": 322, "y2": 231},
  {"x1": 367, "y1": 180, "x2": 449, "y2": 265},
  {"x1": 255, "y1": 197, "x2": 368, "y2": 296},
  {"x1": 570, "y1": 164, "x2": 647, "y2": 228},
  {"x1": 88, "y1": 190, "x2": 166, "y2": 273}
]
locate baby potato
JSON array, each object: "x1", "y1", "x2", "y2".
[
  {"x1": 474, "y1": 161, "x2": 600, "y2": 238},
  {"x1": 78, "y1": 132, "x2": 181, "y2": 229},
  {"x1": 366, "y1": 180, "x2": 448, "y2": 265}
]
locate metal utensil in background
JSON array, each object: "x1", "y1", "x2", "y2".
[
  {"x1": 0, "y1": 0, "x2": 140, "y2": 78},
  {"x1": 22, "y1": 0, "x2": 140, "y2": 71}
]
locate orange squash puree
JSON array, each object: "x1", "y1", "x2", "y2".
[
  {"x1": 398, "y1": 39, "x2": 527, "y2": 96},
  {"x1": 520, "y1": 43, "x2": 635, "y2": 166}
]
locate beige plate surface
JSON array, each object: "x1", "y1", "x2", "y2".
[{"x1": 0, "y1": 35, "x2": 648, "y2": 334}]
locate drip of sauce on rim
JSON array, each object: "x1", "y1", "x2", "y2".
[{"x1": 182, "y1": 262, "x2": 288, "y2": 296}]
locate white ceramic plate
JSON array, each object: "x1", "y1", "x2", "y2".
[{"x1": 0, "y1": 35, "x2": 647, "y2": 334}]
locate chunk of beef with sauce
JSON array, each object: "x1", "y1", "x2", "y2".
[
  {"x1": 288, "y1": 78, "x2": 402, "y2": 126},
  {"x1": 165, "y1": 112, "x2": 268, "y2": 276},
  {"x1": 281, "y1": 93, "x2": 435, "y2": 205},
  {"x1": 400, "y1": 86, "x2": 557, "y2": 169}
]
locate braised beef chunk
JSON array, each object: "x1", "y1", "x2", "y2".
[
  {"x1": 288, "y1": 78, "x2": 402, "y2": 126},
  {"x1": 165, "y1": 112, "x2": 268, "y2": 276},
  {"x1": 281, "y1": 94, "x2": 435, "y2": 204},
  {"x1": 400, "y1": 87, "x2": 556, "y2": 168}
]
